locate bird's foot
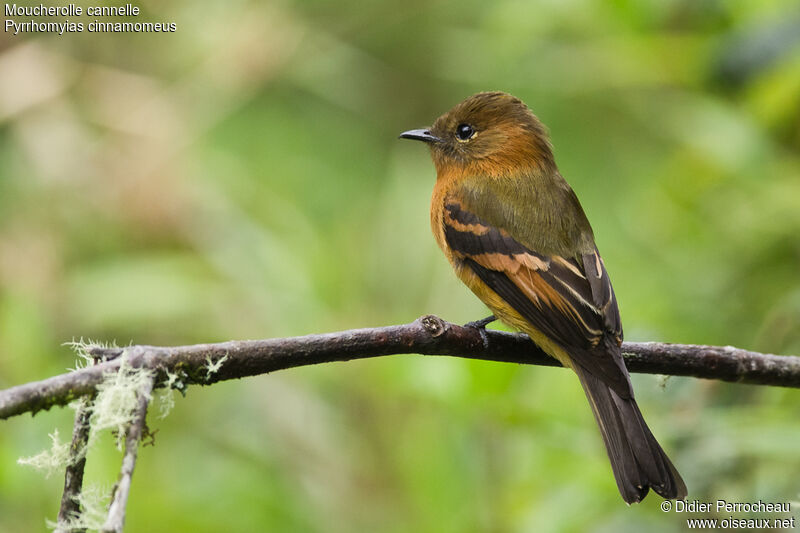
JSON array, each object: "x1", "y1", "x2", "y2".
[
  {"x1": 464, "y1": 315, "x2": 496, "y2": 329},
  {"x1": 463, "y1": 315, "x2": 495, "y2": 349}
]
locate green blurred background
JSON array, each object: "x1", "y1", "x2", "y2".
[{"x1": 1, "y1": 1, "x2": 800, "y2": 531}]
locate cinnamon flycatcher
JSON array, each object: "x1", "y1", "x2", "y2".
[{"x1": 400, "y1": 91, "x2": 686, "y2": 503}]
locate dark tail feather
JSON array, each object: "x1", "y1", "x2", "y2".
[{"x1": 576, "y1": 368, "x2": 687, "y2": 504}]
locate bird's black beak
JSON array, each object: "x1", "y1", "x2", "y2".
[{"x1": 399, "y1": 128, "x2": 441, "y2": 143}]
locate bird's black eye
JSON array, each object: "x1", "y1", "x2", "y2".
[{"x1": 456, "y1": 123, "x2": 475, "y2": 141}]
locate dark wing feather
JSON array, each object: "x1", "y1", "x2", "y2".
[{"x1": 443, "y1": 200, "x2": 631, "y2": 398}]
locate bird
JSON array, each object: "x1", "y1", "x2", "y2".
[{"x1": 399, "y1": 91, "x2": 686, "y2": 503}]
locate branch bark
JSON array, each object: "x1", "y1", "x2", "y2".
[
  {"x1": 101, "y1": 375, "x2": 154, "y2": 533},
  {"x1": 55, "y1": 395, "x2": 94, "y2": 533},
  {"x1": 1, "y1": 315, "x2": 799, "y2": 421}
]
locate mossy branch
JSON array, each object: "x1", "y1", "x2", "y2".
[
  {"x1": 2, "y1": 315, "x2": 800, "y2": 421},
  {"x1": 101, "y1": 374, "x2": 154, "y2": 533},
  {"x1": 56, "y1": 396, "x2": 93, "y2": 533}
]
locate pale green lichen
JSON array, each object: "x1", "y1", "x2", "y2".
[
  {"x1": 90, "y1": 350, "x2": 155, "y2": 450},
  {"x1": 63, "y1": 338, "x2": 120, "y2": 370},
  {"x1": 22, "y1": 341, "x2": 173, "y2": 530},
  {"x1": 17, "y1": 430, "x2": 71, "y2": 479},
  {"x1": 47, "y1": 484, "x2": 109, "y2": 532},
  {"x1": 154, "y1": 369, "x2": 181, "y2": 419},
  {"x1": 205, "y1": 354, "x2": 228, "y2": 380}
]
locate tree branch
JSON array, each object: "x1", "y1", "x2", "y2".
[
  {"x1": 1, "y1": 315, "x2": 799, "y2": 421},
  {"x1": 55, "y1": 395, "x2": 94, "y2": 533},
  {"x1": 101, "y1": 375, "x2": 154, "y2": 533}
]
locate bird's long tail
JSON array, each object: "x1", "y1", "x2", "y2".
[{"x1": 575, "y1": 367, "x2": 687, "y2": 504}]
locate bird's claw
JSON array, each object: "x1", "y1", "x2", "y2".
[
  {"x1": 464, "y1": 315, "x2": 496, "y2": 329},
  {"x1": 463, "y1": 315, "x2": 495, "y2": 349}
]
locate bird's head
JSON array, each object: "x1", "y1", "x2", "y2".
[{"x1": 400, "y1": 91, "x2": 555, "y2": 177}]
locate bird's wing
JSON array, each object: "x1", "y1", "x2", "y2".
[{"x1": 442, "y1": 196, "x2": 631, "y2": 398}]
